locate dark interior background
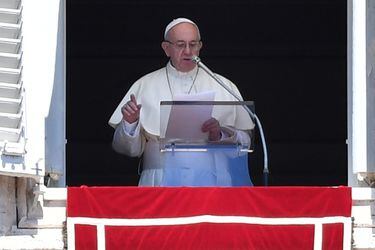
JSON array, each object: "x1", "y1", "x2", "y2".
[{"x1": 66, "y1": 0, "x2": 347, "y2": 186}]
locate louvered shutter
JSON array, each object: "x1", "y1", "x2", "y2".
[{"x1": 0, "y1": 0, "x2": 32, "y2": 177}]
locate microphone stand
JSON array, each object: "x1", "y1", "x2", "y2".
[{"x1": 192, "y1": 56, "x2": 269, "y2": 186}]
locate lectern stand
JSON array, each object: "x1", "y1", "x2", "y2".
[{"x1": 159, "y1": 101, "x2": 254, "y2": 186}]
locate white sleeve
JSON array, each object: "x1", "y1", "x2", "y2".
[
  {"x1": 124, "y1": 120, "x2": 138, "y2": 136},
  {"x1": 112, "y1": 120, "x2": 145, "y2": 157},
  {"x1": 220, "y1": 126, "x2": 251, "y2": 148}
]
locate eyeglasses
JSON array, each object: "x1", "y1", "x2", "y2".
[{"x1": 165, "y1": 40, "x2": 202, "y2": 51}]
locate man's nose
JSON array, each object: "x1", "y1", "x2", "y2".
[{"x1": 183, "y1": 45, "x2": 192, "y2": 54}]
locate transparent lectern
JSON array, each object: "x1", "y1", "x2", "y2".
[{"x1": 159, "y1": 101, "x2": 255, "y2": 187}]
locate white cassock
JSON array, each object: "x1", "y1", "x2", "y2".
[{"x1": 108, "y1": 62, "x2": 255, "y2": 186}]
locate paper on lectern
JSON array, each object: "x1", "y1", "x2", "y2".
[{"x1": 165, "y1": 91, "x2": 215, "y2": 142}]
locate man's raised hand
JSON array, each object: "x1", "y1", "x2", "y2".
[{"x1": 121, "y1": 94, "x2": 142, "y2": 124}]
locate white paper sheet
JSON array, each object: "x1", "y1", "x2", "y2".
[{"x1": 165, "y1": 91, "x2": 215, "y2": 142}]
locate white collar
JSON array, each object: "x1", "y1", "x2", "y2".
[{"x1": 167, "y1": 61, "x2": 198, "y2": 80}]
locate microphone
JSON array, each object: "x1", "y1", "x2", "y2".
[{"x1": 192, "y1": 55, "x2": 269, "y2": 186}]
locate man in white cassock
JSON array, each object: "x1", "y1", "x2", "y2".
[{"x1": 108, "y1": 18, "x2": 255, "y2": 186}]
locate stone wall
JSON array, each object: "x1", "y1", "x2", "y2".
[{"x1": 0, "y1": 176, "x2": 16, "y2": 235}]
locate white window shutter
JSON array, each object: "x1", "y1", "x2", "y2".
[
  {"x1": 0, "y1": 0, "x2": 33, "y2": 177},
  {"x1": 0, "y1": 0, "x2": 65, "y2": 182}
]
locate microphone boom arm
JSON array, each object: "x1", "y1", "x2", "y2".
[{"x1": 192, "y1": 56, "x2": 269, "y2": 186}]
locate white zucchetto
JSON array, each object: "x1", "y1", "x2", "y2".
[{"x1": 164, "y1": 17, "x2": 200, "y2": 40}]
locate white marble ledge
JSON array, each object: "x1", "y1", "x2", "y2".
[
  {"x1": 352, "y1": 187, "x2": 375, "y2": 201},
  {"x1": 0, "y1": 228, "x2": 64, "y2": 250}
]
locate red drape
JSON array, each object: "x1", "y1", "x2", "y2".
[{"x1": 68, "y1": 186, "x2": 351, "y2": 250}]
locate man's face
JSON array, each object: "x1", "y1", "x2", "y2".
[{"x1": 162, "y1": 23, "x2": 202, "y2": 72}]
